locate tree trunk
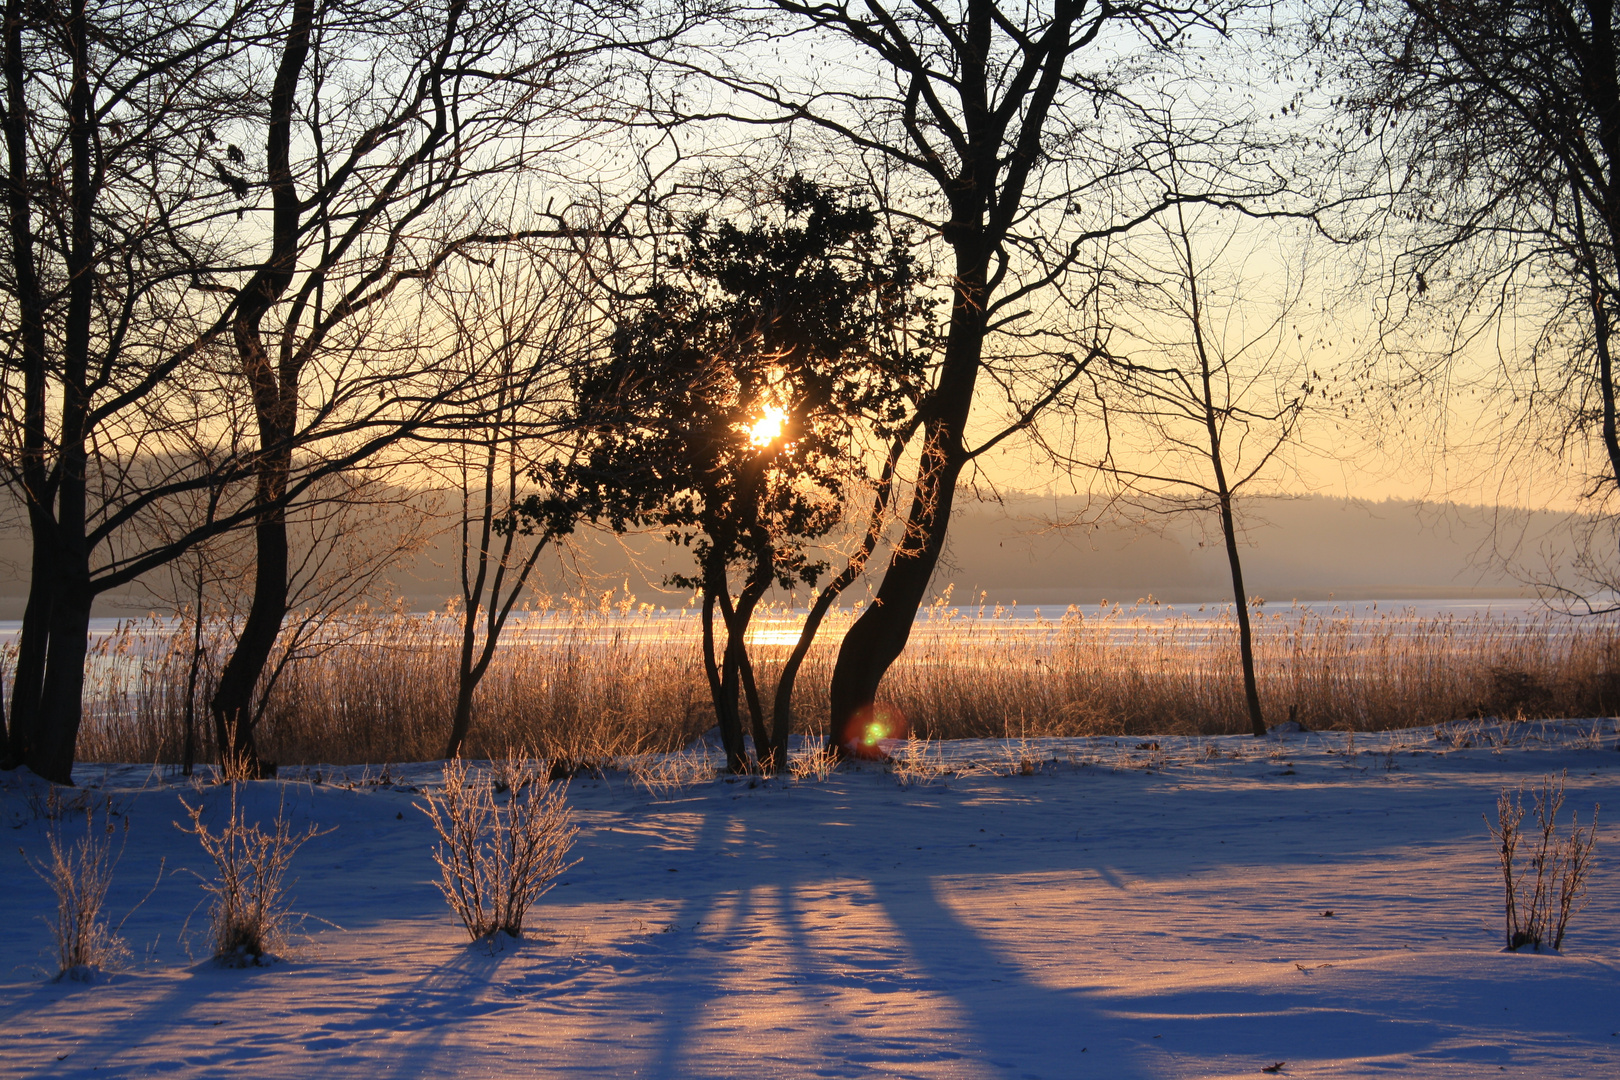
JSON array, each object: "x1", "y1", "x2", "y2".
[
  {"x1": 209, "y1": 511, "x2": 288, "y2": 775},
  {"x1": 768, "y1": 583, "x2": 843, "y2": 769},
  {"x1": 1217, "y1": 491, "x2": 1266, "y2": 737},
  {"x1": 207, "y1": 0, "x2": 312, "y2": 777},
  {"x1": 5, "y1": 526, "x2": 55, "y2": 765},
  {"x1": 27, "y1": 568, "x2": 92, "y2": 784},
  {"x1": 1, "y1": 0, "x2": 52, "y2": 769},
  {"x1": 181, "y1": 609, "x2": 203, "y2": 777},
  {"x1": 719, "y1": 572, "x2": 771, "y2": 768},
  {"x1": 29, "y1": 325, "x2": 91, "y2": 784},
  {"x1": 446, "y1": 676, "x2": 477, "y2": 761},
  {"x1": 825, "y1": 461, "x2": 958, "y2": 755},
  {"x1": 447, "y1": 444, "x2": 496, "y2": 760},
  {"x1": 707, "y1": 582, "x2": 748, "y2": 773},
  {"x1": 446, "y1": 551, "x2": 555, "y2": 760},
  {"x1": 767, "y1": 433, "x2": 908, "y2": 771},
  {"x1": 700, "y1": 589, "x2": 745, "y2": 772},
  {"x1": 21, "y1": 0, "x2": 97, "y2": 785},
  {"x1": 827, "y1": 256, "x2": 988, "y2": 753}
]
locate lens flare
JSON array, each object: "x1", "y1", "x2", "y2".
[
  {"x1": 749, "y1": 404, "x2": 788, "y2": 447},
  {"x1": 843, "y1": 703, "x2": 909, "y2": 760}
]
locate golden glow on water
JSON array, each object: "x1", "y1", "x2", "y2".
[{"x1": 749, "y1": 405, "x2": 788, "y2": 447}]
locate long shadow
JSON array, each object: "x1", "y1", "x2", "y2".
[
  {"x1": 16, "y1": 929, "x2": 547, "y2": 1077},
  {"x1": 287, "y1": 931, "x2": 529, "y2": 1073},
  {"x1": 769, "y1": 866, "x2": 985, "y2": 1074},
  {"x1": 7, "y1": 752, "x2": 1617, "y2": 1076},
  {"x1": 557, "y1": 762, "x2": 1619, "y2": 1075},
  {"x1": 868, "y1": 873, "x2": 1453, "y2": 1078},
  {"x1": 3, "y1": 959, "x2": 305, "y2": 1075},
  {"x1": 439, "y1": 793, "x2": 751, "y2": 1080}
]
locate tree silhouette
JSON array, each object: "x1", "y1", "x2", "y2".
[
  {"x1": 657, "y1": 0, "x2": 1240, "y2": 753},
  {"x1": 543, "y1": 176, "x2": 935, "y2": 772}
]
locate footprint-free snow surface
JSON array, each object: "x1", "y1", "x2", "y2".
[{"x1": 3, "y1": 722, "x2": 1618, "y2": 1078}]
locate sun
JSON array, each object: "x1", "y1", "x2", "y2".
[{"x1": 748, "y1": 404, "x2": 788, "y2": 448}]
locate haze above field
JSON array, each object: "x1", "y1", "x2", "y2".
[
  {"x1": 1, "y1": 493, "x2": 1575, "y2": 620},
  {"x1": 379, "y1": 494, "x2": 1566, "y2": 614}
]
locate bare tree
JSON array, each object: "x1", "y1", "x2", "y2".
[
  {"x1": 0, "y1": 0, "x2": 684, "y2": 782},
  {"x1": 203, "y1": 0, "x2": 671, "y2": 774},
  {"x1": 1084, "y1": 199, "x2": 1318, "y2": 737},
  {"x1": 0, "y1": 0, "x2": 277, "y2": 782},
  {"x1": 1322, "y1": 0, "x2": 1620, "y2": 605},
  {"x1": 426, "y1": 240, "x2": 607, "y2": 760}
]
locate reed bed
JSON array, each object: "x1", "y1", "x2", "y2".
[
  {"x1": 34, "y1": 600, "x2": 1620, "y2": 766},
  {"x1": 881, "y1": 602, "x2": 1620, "y2": 739}
]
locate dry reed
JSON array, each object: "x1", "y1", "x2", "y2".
[{"x1": 47, "y1": 599, "x2": 1620, "y2": 766}]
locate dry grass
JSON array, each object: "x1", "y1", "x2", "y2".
[
  {"x1": 74, "y1": 607, "x2": 713, "y2": 767},
  {"x1": 889, "y1": 736, "x2": 949, "y2": 787},
  {"x1": 53, "y1": 600, "x2": 1620, "y2": 766},
  {"x1": 788, "y1": 741, "x2": 837, "y2": 781},
  {"x1": 876, "y1": 601, "x2": 1620, "y2": 739},
  {"x1": 627, "y1": 748, "x2": 722, "y2": 798}
]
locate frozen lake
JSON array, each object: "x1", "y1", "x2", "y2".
[{"x1": 0, "y1": 596, "x2": 1598, "y2": 653}]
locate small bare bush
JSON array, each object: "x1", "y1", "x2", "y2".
[
  {"x1": 1487, "y1": 772, "x2": 1600, "y2": 952},
  {"x1": 23, "y1": 794, "x2": 131, "y2": 980},
  {"x1": 419, "y1": 755, "x2": 579, "y2": 940},
  {"x1": 23, "y1": 786, "x2": 94, "y2": 823},
  {"x1": 178, "y1": 785, "x2": 325, "y2": 965}
]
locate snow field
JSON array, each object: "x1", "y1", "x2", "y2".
[{"x1": 2, "y1": 721, "x2": 1618, "y2": 1078}]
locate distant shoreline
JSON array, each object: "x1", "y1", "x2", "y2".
[{"x1": 0, "y1": 592, "x2": 1598, "y2": 637}]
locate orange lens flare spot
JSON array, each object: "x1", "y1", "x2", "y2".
[{"x1": 844, "y1": 704, "x2": 909, "y2": 760}]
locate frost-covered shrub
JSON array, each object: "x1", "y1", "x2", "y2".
[
  {"x1": 1488, "y1": 772, "x2": 1599, "y2": 952},
  {"x1": 419, "y1": 755, "x2": 578, "y2": 940},
  {"x1": 178, "y1": 785, "x2": 324, "y2": 964}
]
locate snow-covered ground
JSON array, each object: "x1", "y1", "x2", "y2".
[{"x1": 3, "y1": 721, "x2": 1618, "y2": 1078}]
